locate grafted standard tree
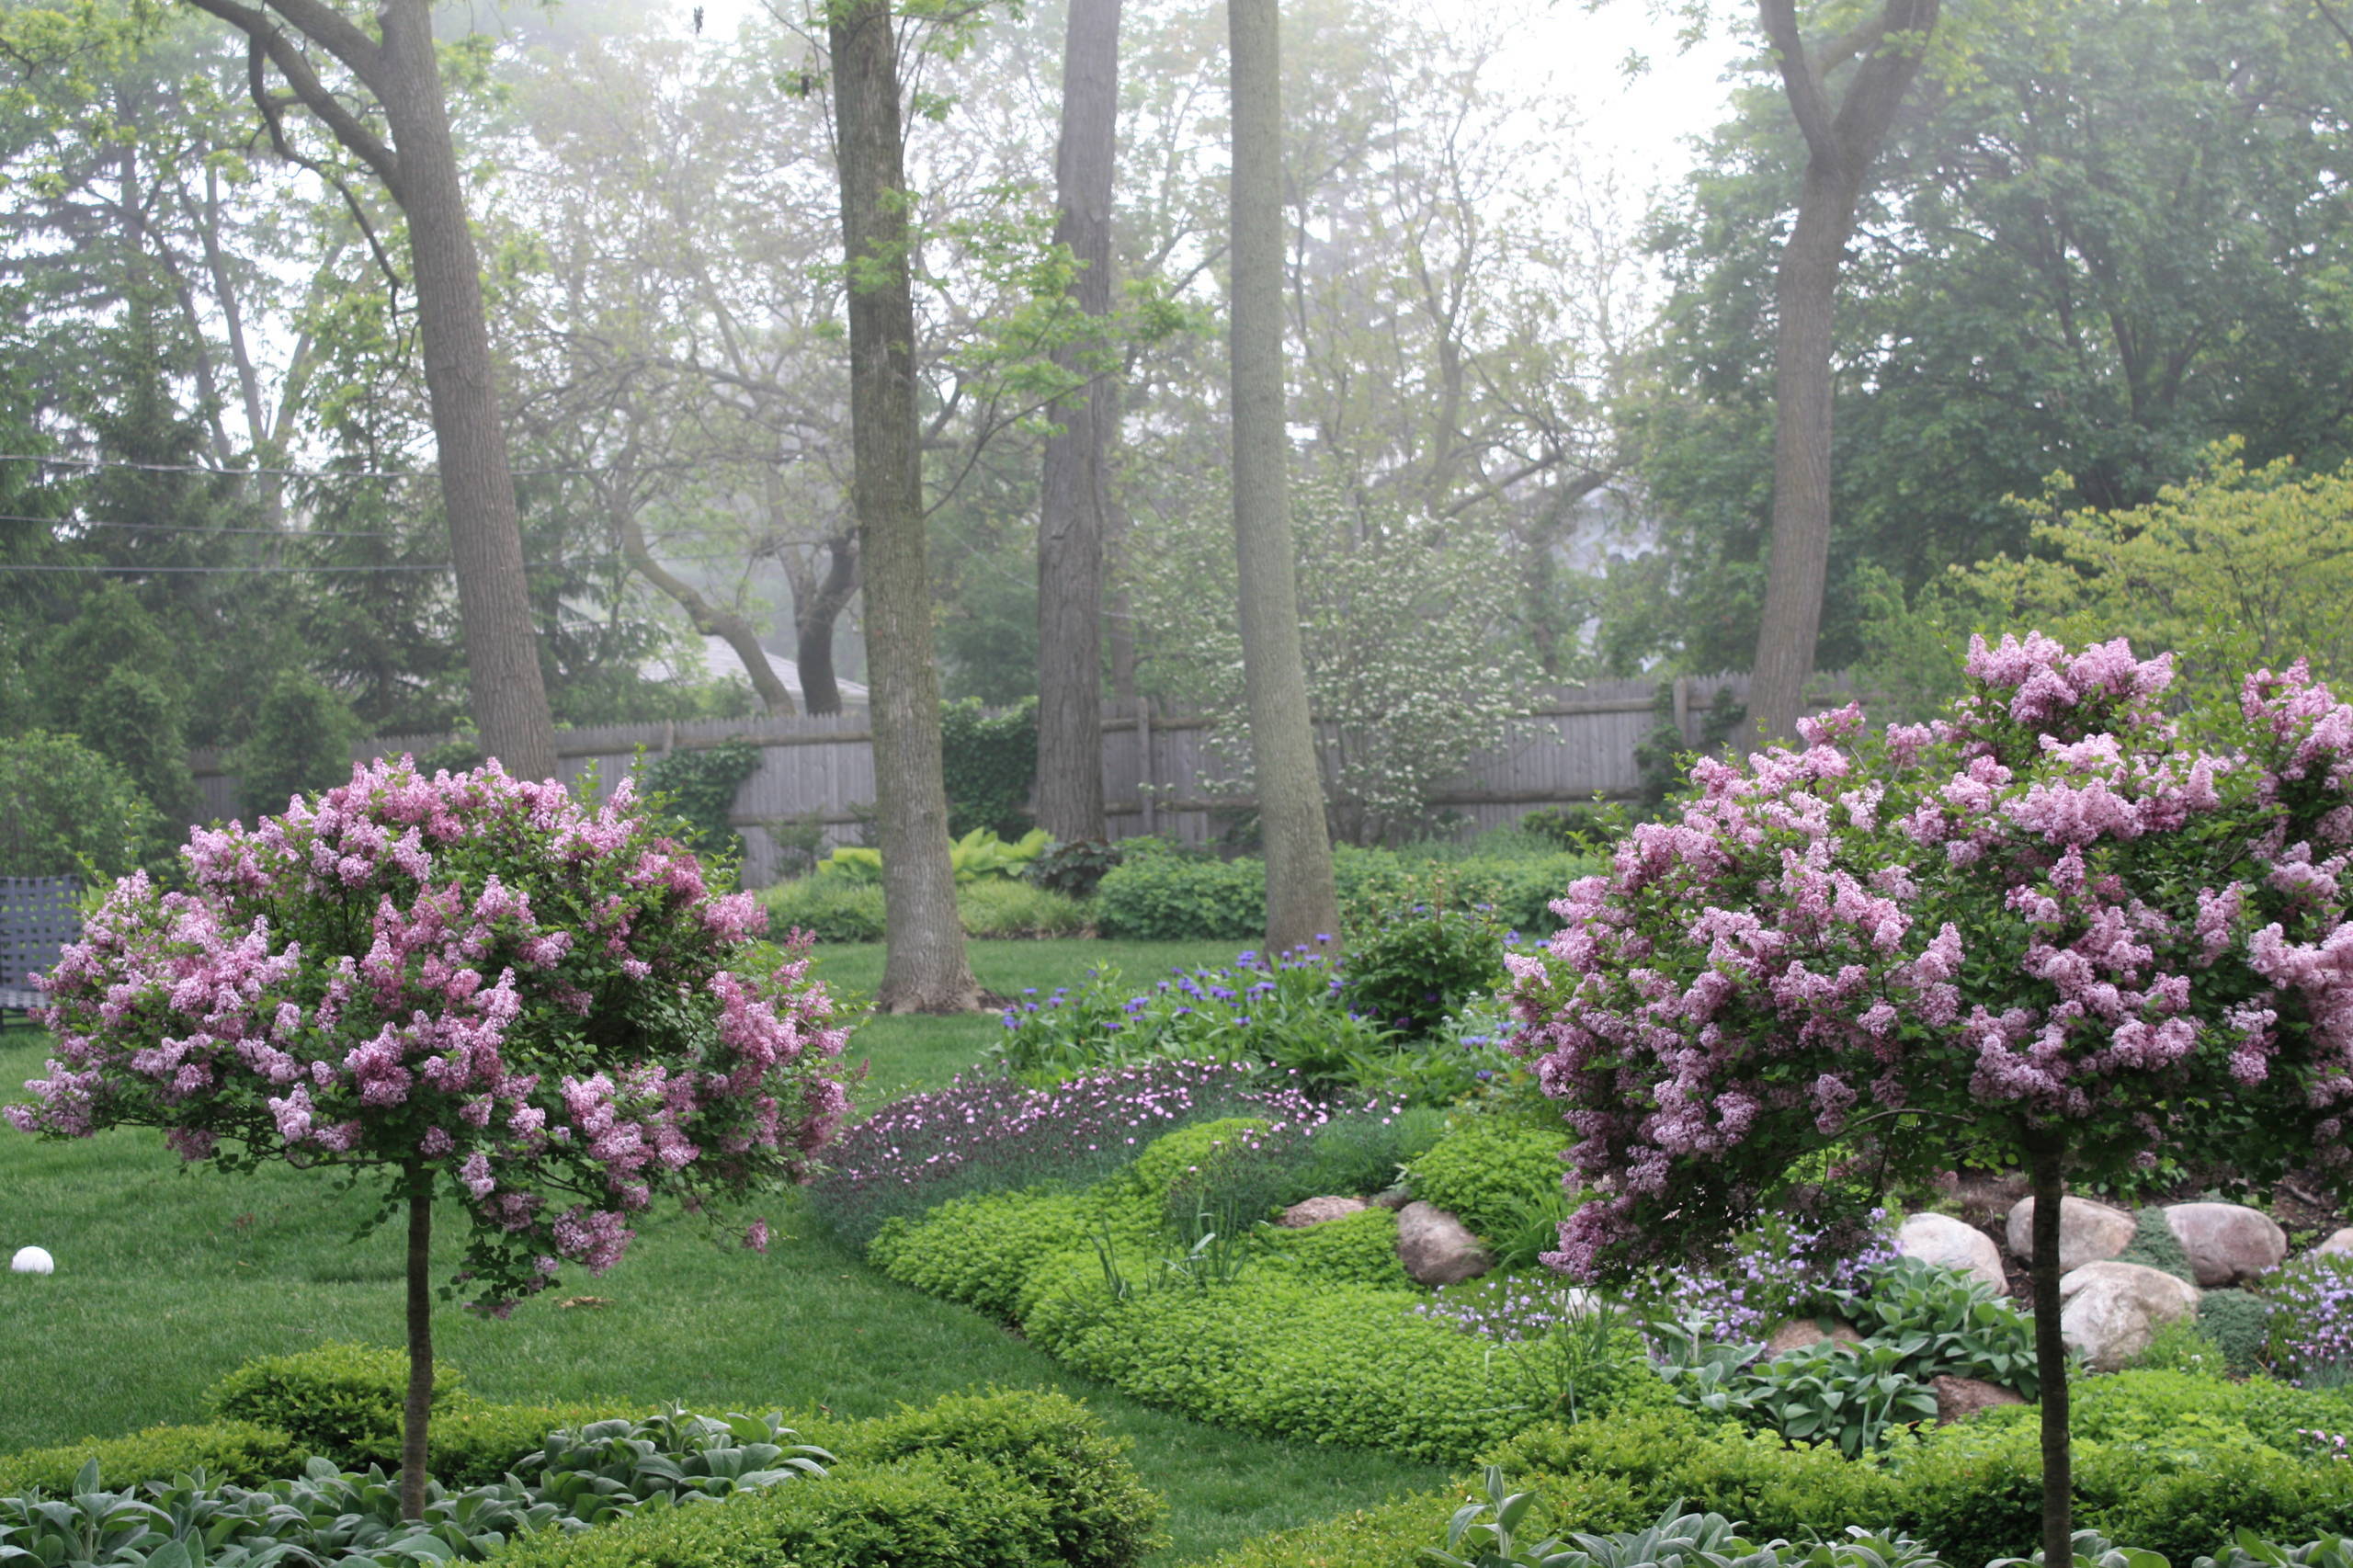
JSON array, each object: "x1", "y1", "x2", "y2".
[
  {"x1": 829, "y1": 0, "x2": 981, "y2": 1011},
  {"x1": 1228, "y1": 0, "x2": 1340, "y2": 950},
  {"x1": 181, "y1": 0, "x2": 558, "y2": 780},
  {"x1": 1745, "y1": 0, "x2": 1938, "y2": 744},
  {"x1": 1034, "y1": 0, "x2": 1124, "y2": 844}
]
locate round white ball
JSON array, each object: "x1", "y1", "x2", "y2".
[{"x1": 10, "y1": 1245, "x2": 54, "y2": 1275}]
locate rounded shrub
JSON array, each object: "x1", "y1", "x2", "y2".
[
  {"x1": 0, "y1": 1421, "x2": 304, "y2": 1495},
  {"x1": 1094, "y1": 855, "x2": 1264, "y2": 941},
  {"x1": 1404, "y1": 1116, "x2": 1573, "y2": 1243},
  {"x1": 0, "y1": 730, "x2": 162, "y2": 878},
  {"x1": 206, "y1": 1342, "x2": 465, "y2": 1469}
]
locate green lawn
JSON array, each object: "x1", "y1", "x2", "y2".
[{"x1": 0, "y1": 937, "x2": 1441, "y2": 1562}]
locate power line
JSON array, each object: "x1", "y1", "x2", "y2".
[
  {"x1": 0, "y1": 512, "x2": 409, "y2": 539},
  {"x1": 0, "y1": 452, "x2": 620, "y2": 480}
]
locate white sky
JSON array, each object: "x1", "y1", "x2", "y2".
[{"x1": 663, "y1": 0, "x2": 1752, "y2": 216}]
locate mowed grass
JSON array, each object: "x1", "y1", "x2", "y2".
[{"x1": 0, "y1": 937, "x2": 1442, "y2": 1562}]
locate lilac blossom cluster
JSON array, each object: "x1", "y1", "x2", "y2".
[
  {"x1": 2259, "y1": 1254, "x2": 2353, "y2": 1388},
  {"x1": 1506, "y1": 634, "x2": 2353, "y2": 1282},
  {"x1": 805, "y1": 1058, "x2": 1329, "y2": 1243},
  {"x1": 8, "y1": 756, "x2": 848, "y2": 1309}
]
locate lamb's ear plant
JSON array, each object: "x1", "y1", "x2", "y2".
[{"x1": 1421, "y1": 1467, "x2": 1585, "y2": 1568}]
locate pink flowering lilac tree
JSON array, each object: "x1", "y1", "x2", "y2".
[
  {"x1": 1505, "y1": 634, "x2": 2353, "y2": 1560},
  {"x1": 7, "y1": 758, "x2": 849, "y2": 1518}
]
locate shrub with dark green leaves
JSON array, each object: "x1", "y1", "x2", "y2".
[
  {"x1": 1406, "y1": 1116, "x2": 1573, "y2": 1243},
  {"x1": 643, "y1": 740, "x2": 763, "y2": 860},
  {"x1": 1343, "y1": 898, "x2": 1508, "y2": 1039},
  {"x1": 233, "y1": 672, "x2": 360, "y2": 817},
  {"x1": 941, "y1": 698, "x2": 1038, "y2": 840},
  {"x1": 0, "y1": 730, "x2": 162, "y2": 879},
  {"x1": 1094, "y1": 853, "x2": 1266, "y2": 940},
  {"x1": 206, "y1": 1342, "x2": 463, "y2": 1469},
  {"x1": 1028, "y1": 838, "x2": 1124, "y2": 900}
]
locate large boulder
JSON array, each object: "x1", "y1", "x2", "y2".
[
  {"x1": 2162, "y1": 1202, "x2": 2287, "y2": 1286},
  {"x1": 2006, "y1": 1195, "x2": 2136, "y2": 1273},
  {"x1": 1278, "y1": 1196, "x2": 1368, "y2": 1228},
  {"x1": 1898, "y1": 1211, "x2": 2008, "y2": 1292},
  {"x1": 2315, "y1": 1226, "x2": 2353, "y2": 1259},
  {"x1": 1933, "y1": 1375, "x2": 2026, "y2": 1424},
  {"x1": 2058, "y1": 1260, "x2": 2201, "y2": 1371},
  {"x1": 1395, "y1": 1201, "x2": 1493, "y2": 1286}
]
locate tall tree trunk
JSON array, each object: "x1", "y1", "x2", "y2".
[
  {"x1": 1034, "y1": 0, "x2": 1124, "y2": 845},
  {"x1": 2027, "y1": 1135, "x2": 2075, "y2": 1564},
  {"x1": 831, "y1": 0, "x2": 980, "y2": 1012},
  {"x1": 1229, "y1": 0, "x2": 1340, "y2": 952},
  {"x1": 185, "y1": 0, "x2": 562, "y2": 782},
  {"x1": 1745, "y1": 0, "x2": 1938, "y2": 745},
  {"x1": 373, "y1": 0, "x2": 557, "y2": 780},
  {"x1": 399, "y1": 1165, "x2": 434, "y2": 1522}
]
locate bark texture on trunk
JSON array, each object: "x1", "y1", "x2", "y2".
[
  {"x1": 831, "y1": 0, "x2": 979, "y2": 1012},
  {"x1": 2028, "y1": 1135, "x2": 2075, "y2": 1563},
  {"x1": 185, "y1": 0, "x2": 559, "y2": 781},
  {"x1": 1034, "y1": 0, "x2": 1125, "y2": 844},
  {"x1": 1228, "y1": 0, "x2": 1340, "y2": 953},
  {"x1": 399, "y1": 1165, "x2": 434, "y2": 1522},
  {"x1": 1746, "y1": 0, "x2": 1938, "y2": 746}
]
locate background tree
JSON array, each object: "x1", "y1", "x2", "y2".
[
  {"x1": 1744, "y1": 0, "x2": 1939, "y2": 744},
  {"x1": 829, "y1": 0, "x2": 981, "y2": 1011},
  {"x1": 1509, "y1": 635, "x2": 2353, "y2": 1562},
  {"x1": 181, "y1": 0, "x2": 559, "y2": 778},
  {"x1": 1033, "y1": 0, "x2": 1123, "y2": 844},
  {"x1": 8, "y1": 759, "x2": 849, "y2": 1518},
  {"x1": 1624, "y1": 0, "x2": 2353, "y2": 683},
  {"x1": 1228, "y1": 0, "x2": 1339, "y2": 950}
]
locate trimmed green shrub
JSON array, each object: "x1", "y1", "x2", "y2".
[
  {"x1": 1482, "y1": 1407, "x2": 1902, "y2": 1546},
  {"x1": 495, "y1": 1450, "x2": 1063, "y2": 1568},
  {"x1": 205, "y1": 1342, "x2": 462, "y2": 1469},
  {"x1": 426, "y1": 1401, "x2": 645, "y2": 1486},
  {"x1": 1094, "y1": 854, "x2": 1264, "y2": 941},
  {"x1": 760, "y1": 877, "x2": 888, "y2": 942},
  {"x1": 833, "y1": 1391, "x2": 1166, "y2": 1568},
  {"x1": 1405, "y1": 1116, "x2": 1573, "y2": 1242},
  {"x1": 1342, "y1": 899, "x2": 1507, "y2": 1039},
  {"x1": 0, "y1": 1422, "x2": 304, "y2": 1495},
  {"x1": 870, "y1": 1188, "x2": 1153, "y2": 1321},
  {"x1": 1122, "y1": 1117, "x2": 1274, "y2": 1200},
  {"x1": 959, "y1": 880, "x2": 1093, "y2": 937}
]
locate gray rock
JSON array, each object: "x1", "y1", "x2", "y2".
[
  {"x1": 1933, "y1": 1375, "x2": 2026, "y2": 1424},
  {"x1": 2006, "y1": 1195, "x2": 2136, "y2": 1272},
  {"x1": 2162, "y1": 1201, "x2": 2287, "y2": 1287},
  {"x1": 1395, "y1": 1201, "x2": 1494, "y2": 1286},
  {"x1": 2314, "y1": 1226, "x2": 2353, "y2": 1258},
  {"x1": 1369, "y1": 1186, "x2": 1415, "y2": 1211},
  {"x1": 2058, "y1": 1260, "x2": 2201, "y2": 1371},
  {"x1": 1277, "y1": 1195, "x2": 1369, "y2": 1229},
  {"x1": 1898, "y1": 1211, "x2": 2008, "y2": 1292},
  {"x1": 1763, "y1": 1318, "x2": 1864, "y2": 1357}
]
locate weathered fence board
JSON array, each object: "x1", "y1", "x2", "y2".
[{"x1": 188, "y1": 674, "x2": 1850, "y2": 885}]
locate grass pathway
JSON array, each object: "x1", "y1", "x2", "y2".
[{"x1": 0, "y1": 937, "x2": 1445, "y2": 1562}]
